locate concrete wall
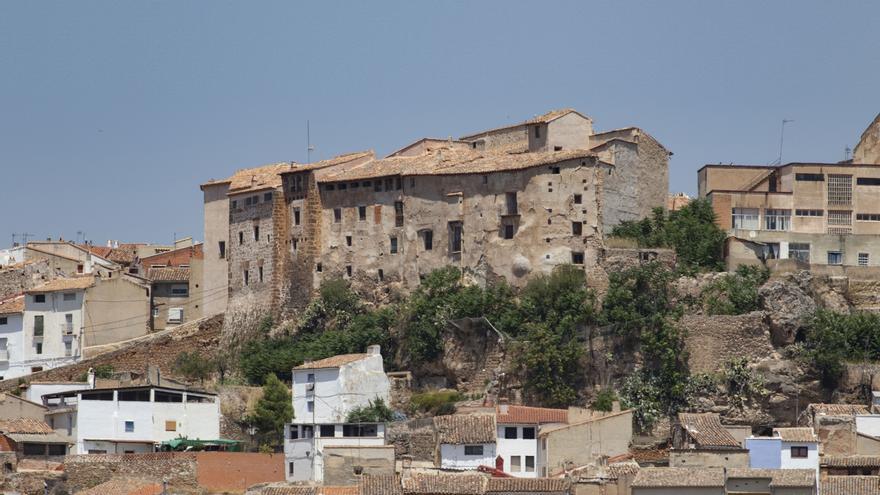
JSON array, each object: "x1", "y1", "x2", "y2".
[
  {"x1": 24, "y1": 290, "x2": 83, "y2": 371},
  {"x1": 746, "y1": 437, "x2": 782, "y2": 468},
  {"x1": 322, "y1": 445, "x2": 395, "y2": 485},
  {"x1": 292, "y1": 353, "x2": 390, "y2": 424},
  {"x1": 83, "y1": 276, "x2": 150, "y2": 347},
  {"x1": 540, "y1": 410, "x2": 633, "y2": 477},
  {"x1": 528, "y1": 113, "x2": 592, "y2": 153},
  {"x1": 0, "y1": 393, "x2": 45, "y2": 420},
  {"x1": 668, "y1": 449, "x2": 749, "y2": 468},
  {"x1": 195, "y1": 452, "x2": 285, "y2": 492},
  {"x1": 0, "y1": 311, "x2": 27, "y2": 380},
  {"x1": 496, "y1": 424, "x2": 540, "y2": 478},
  {"x1": 439, "y1": 442, "x2": 496, "y2": 470},
  {"x1": 202, "y1": 183, "x2": 230, "y2": 318}
]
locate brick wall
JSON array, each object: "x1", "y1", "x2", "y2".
[{"x1": 195, "y1": 452, "x2": 285, "y2": 492}]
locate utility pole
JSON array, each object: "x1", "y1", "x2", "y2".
[
  {"x1": 307, "y1": 120, "x2": 315, "y2": 164},
  {"x1": 777, "y1": 119, "x2": 794, "y2": 165}
]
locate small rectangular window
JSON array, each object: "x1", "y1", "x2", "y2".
[
  {"x1": 231, "y1": 200, "x2": 238, "y2": 209},
  {"x1": 239, "y1": 232, "x2": 244, "y2": 245},
  {"x1": 165, "y1": 420, "x2": 177, "y2": 432},
  {"x1": 573, "y1": 194, "x2": 582, "y2": 204},
  {"x1": 378, "y1": 269, "x2": 384, "y2": 282},
  {"x1": 572, "y1": 221, "x2": 583, "y2": 236},
  {"x1": 464, "y1": 445, "x2": 484, "y2": 456},
  {"x1": 307, "y1": 400, "x2": 315, "y2": 412},
  {"x1": 395, "y1": 177, "x2": 402, "y2": 190},
  {"x1": 326, "y1": 184, "x2": 335, "y2": 191},
  {"x1": 124, "y1": 421, "x2": 134, "y2": 433},
  {"x1": 34, "y1": 294, "x2": 45, "y2": 303},
  {"x1": 254, "y1": 225, "x2": 260, "y2": 241},
  {"x1": 551, "y1": 167, "x2": 560, "y2": 174},
  {"x1": 320, "y1": 425, "x2": 335, "y2": 437},
  {"x1": 334, "y1": 208, "x2": 342, "y2": 223},
  {"x1": 504, "y1": 224, "x2": 515, "y2": 240},
  {"x1": 374, "y1": 181, "x2": 382, "y2": 192},
  {"x1": 316, "y1": 263, "x2": 322, "y2": 273},
  {"x1": 395, "y1": 201, "x2": 404, "y2": 227},
  {"x1": 423, "y1": 230, "x2": 433, "y2": 251},
  {"x1": 390, "y1": 237, "x2": 398, "y2": 254},
  {"x1": 244, "y1": 270, "x2": 249, "y2": 286},
  {"x1": 795, "y1": 173, "x2": 824, "y2": 181},
  {"x1": 525, "y1": 455, "x2": 535, "y2": 472},
  {"x1": 534, "y1": 126, "x2": 541, "y2": 138},
  {"x1": 289, "y1": 462, "x2": 295, "y2": 475},
  {"x1": 522, "y1": 427, "x2": 536, "y2": 439},
  {"x1": 790, "y1": 446, "x2": 808, "y2": 458},
  {"x1": 572, "y1": 251, "x2": 585, "y2": 265},
  {"x1": 36, "y1": 342, "x2": 43, "y2": 354},
  {"x1": 219, "y1": 241, "x2": 226, "y2": 259},
  {"x1": 857, "y1": 213, "x2": 880, "y2": 222},
  {"x1": 259, "y1": 266, "x2": 264, "y2": 283},
  {"x1": 789, "y1": 243, "x2": 811, "y2": 263},
  {"x1": 358, "y1": 206, "x2": 367, "y2": 221},
  {"x1": 827, "y1": 251, "x2": 843, "y2": 265},
  {"x1": 63, "y1": 292, "x2": 76, "y2": 301},
  {"x1": 795, "y1": 209, "x2": 823, "y2": 217},
  {"x1": 346, "y1": 235, "x2": 352, "y2": 247},
  {"x1": 504, "y1": 427, "x2": 518, "y2": 439},
  {"x1": 338, "y1": 183, "x2": 347, "y2": 190},
  {"x1": 264, "y1": 192, "x2": 273, "y2": 202},
  {"x1": 511, "y1": 455, "x2": 522, "y2": 471},
  {"x1": 294, "y1": 208, "x2": 301, "y2": 226},
  {"x1": 505, "y1": 192, "x2": 518, "y2": 215},
  {"x1": 346, "y1": 265, "x2": 352, "y2": 277},
  {"x1": 351, "y1": 182, "x2": 359, "y2": 189},
  {"x1": 0, "y1": 317, "x2": 6, "y2": 325},
  {"x1": 449, "y1": 222, "x2": 463, "y2": 254},
  {"x1": 859, "y1": 253, "x2": 870, "y2": 266},
  {"x1": 858, "y1": 177, "x2": 880, "y2": 186},
  {"x1": 34, "y1": 315, "x2": 43, "y2": 336}
]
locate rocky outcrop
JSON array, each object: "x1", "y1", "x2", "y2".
[
  {"x1": 680, "y1": 312, "x2": 774, "y2": 373},
  {"x1": 759, "y1": 278, "x2": 816, "y2": 346}
]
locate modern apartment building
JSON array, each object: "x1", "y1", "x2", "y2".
[{"x1": 699, "y1": 162, "x2": 880, "y2": 268}]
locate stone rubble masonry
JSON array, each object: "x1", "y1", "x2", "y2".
[
  {"x1": 386, "y1": 418, "x2": 437, "y2": 462},
  {"x1": 0, "y1": 259, "x2": 54, "y2": 299},
  {"x1": 0, "y1": 314, "x2": 222, "y2": 393},
  {"x1": 680, "y1": 312, "x2": 774, "y2": 373}
]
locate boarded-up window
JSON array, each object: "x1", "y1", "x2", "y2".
[
  {"x1": 165, "y1": 421, "x2": 177, "y2": 432},
  {"x1": 374, "y1": 205, "x2": 382, "y2": 224},
  {"x1": 395, "y1": 201, "x2": 404, "y2": 227}
]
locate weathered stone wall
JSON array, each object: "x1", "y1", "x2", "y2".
[
  {"x1": 601, "y1": 248, "x2": 676, "y2": 274},
  {"x1": 323, "y1": 445, "x2": 395, "y2": 485},
  {"x1": 386, "y1": 418, "x2": 436, "y2": 461},
  {"x1": 0, "y1": 314, "x2": 222, "y2": 393},
  {"x1": 854, "y1": 113, "x2": 880, "y2": 164},
  {"x1": 64, "y1": 452, "x2": 198, "y2": 493},
  {"x1": 1, "y1": 469, "x2": 64, "y2": 495},
  {"x1": 0, "y1": 259, "x2": 54, "y2": 299},
  {"x1": 681, "y1": 312, "x2": 774, "y2": 373}
]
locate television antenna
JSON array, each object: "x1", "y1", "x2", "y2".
[
  {"x1": 772, "y1": 119, "x2": 794, "y2": 165},
  {"x1": 307, "y1": 120, "x2": 315, "y2": 164}
]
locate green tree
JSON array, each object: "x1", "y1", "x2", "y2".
[
  {"x1": 612, "y1": 199, "x2": 726, "y2": 272},
  {"x1": 702, "y1": 265, "x2": 769, "y2": 315},
  {"x1": 172, "y1": 351, "x2": 215, "y2": 383},
  {"x1": 802, "y1": 310, "x2": 880, "y2": 388},
  {"x1": 591, "y1": 389, "x2": 618, "y2": 412},
  {"x1": 248, "y1": 374, "x2": 293, "y2": 449},
  {"x1": 346, "y1": 398, "x2": 395, "y2": 423}
]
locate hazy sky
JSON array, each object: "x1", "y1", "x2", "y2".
[{"x1": 2, "y1": 1, "x2": 879, "y2": 245}]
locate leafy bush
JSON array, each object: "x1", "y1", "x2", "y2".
[
  {"x1": 802, "y1": 310, "x2": 880, "y2": 388},
  {"x1": 723, "y1": 358, "x2": 767, "y2": 409},
  {"x1": 612, "y1": 199, "x2": 727, "y2": 272},
  {"x1": 172, "y1": 351, "x2": 215, "y2": 383},
  {"x1": 410, "y1": 390, "x2": 463, "y2": 415},
  {"x1": 346, "y1": 398, "x2": 395, "y2": 423},
  {"x1": 702, "y1": 265, "x2": 769, "y2": 315},
  {"x1": 591, "y1": 389, "x2": 617, "y2": 412}
]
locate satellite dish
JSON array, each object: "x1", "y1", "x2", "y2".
[{"x1": 749, "y1": 231, "x2": 757, "y2": 239}]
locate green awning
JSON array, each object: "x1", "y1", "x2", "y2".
[{"x1": 160, "y1": 438, "x2": 242, "y2": 450}]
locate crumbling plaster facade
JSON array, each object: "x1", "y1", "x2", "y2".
[{"x1": 854, "y1": 113, "x2": 880, "y2": 164}]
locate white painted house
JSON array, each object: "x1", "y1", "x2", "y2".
[
  {"x1": 41, "y1": 381, "x2": 220, "y2": 454},
  {"x1": 496, "y1": 405, "x2": 568, "y2": 478},
  {"x1": 284, "y1": 346, "x2": 391, "y2": 482},
  {"x1": 745, "y1": 427, "x2": 819, "y2": 480},
  {"x1": 0, "y1": 295, "x2": 26, "y2": 381},
  {"x1": 21, "y1": 277, "x2": 93, "y2": 376},
  {"x1": 435, "y1": 414, "x2": 497, "y2": 471}
]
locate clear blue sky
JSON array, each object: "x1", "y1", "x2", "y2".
[{"x1": 2, "y1": 1, "x2": 879, "y2": 245}]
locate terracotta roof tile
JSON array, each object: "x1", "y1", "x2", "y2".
[
  {"x1": 822, "y1": 455, "x2": 880, "y2": 468},
  {"x1": 360, "y1": 474, "x2": 402, "y2": 495},
  {"x1": 632, "y1": 467, "x2": 724, "y2": 488},
  {"x1": 0, "y1": 294, "x2": 24, "y2": 315},
  {"x1": 484, "y1": 478, "x2": 569, "y2": 493},
  {"x1": 629, "y1": 447, "x2": 669, "y2": 463},
  {"x1": 402, "y1": 473, "x2": 486, "y2": 495},
  {"x1": 677, "y1": 412, "x2": 741, "y2": 448},
  {"x1": 809, "y1": 403, "x2": 870, "y2": 416},
  {"x1": 260, "y1": 487, "x2": 318, "y2": 495},
  {"x1": 774, "y1": 427, "x2": 818, "y2": 442},
  {"x1": 524, "y1": 109, "x2": 591, "y2": 125},
  {"x1": 107, "y1": 243, "x2": 143, "y2": 265},
  {"x1": 294, "y1": 353, "x2": 369, "y2": 370},
  {"x1": 282, "y1": 151, "x2": 375, "y2": 175},
  {"x1": 26, "y1": 276, "x2": 94, "y2": 294},
  {"x1": 0, "y1": 418, "x2": 54, "y2": 434},
  {"x1": 496, "y1": 405, "x2": 567, "y2": 425},
  {"x1": 435, "y1": 414, "x2": 496, "y2": 444},
  {"x1": 227, "y1": 162, "x2": 292, "y2": 195},
  {"x1": 822, "y1": 476, "x2": 880, "y2": 495},
  {"x1": 767, "y1": 469, "x2": 815, "y2": 488},
  {"x1": 319, "y1": 487, "x2": 358, "y2": 495},
  {"x1": 146, "y1": 267, "x2": 190, "y2": 282},
  {"x1": 606, "y1": 461, "x2": 640, "y2": 478}
]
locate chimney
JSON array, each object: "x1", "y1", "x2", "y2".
[
  {"x1": 499, "y1": 397, "x2": 509, "y2": 414},
  {"x1": 87, "y1": 368, "x2": 96, "y2": 389},
  {"x1": 367, "y1": 345, "x2": 381, "y2": 356},
  {"x1": 401, "y1": 455, "x2": 413, "y2": 479}
]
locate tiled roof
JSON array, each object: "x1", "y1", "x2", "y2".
[
  {"x1": 82, "y1": 245, "x2": 113, "y2": 258},
  {"x1": 774, "y1": 427, "x2": 818, "y2": 442},
  {"x1": 606, "y1": 461, "x2": 640, "y2": 478},
  {"x1": 26, "y1": 276, "x2": 95, "y2": 293},
  {"x1": 401, "y1": 473, "x2": 486, "y2": 495},
  {"x1": 435, "y1": 414, "x2": 496, "y2": 444},
  {"x1": 226, "y1": 162, "x2": 292, "y2": 195},
  {"x1": 77, "y1": 477, "x2": 163, "y2": 495},
  {"x1": 318, "y1": 148, "x2": 597, "y2": 182},
  {"x1": 809, "y1": 403, "x2": 870, "y2": 416},
  {"x1": 822, "y1": 455, "x2": 880, "y2": 468},
  {"x1": 0, "y1": 294, "x2": 24, "y2": 315},
  {"x1": 632, "y1": 467, "x2": 724, "y2": 488},
  {"x1": 822, "y1": 476, "x2": 880, "y2": 495},
  {"x1": 677, "y1": 412, "x2": 741, "y2": 448},
  {"x1": 767, "y1": 469, "x2": 816, "y2": 488},
  {"x1": 320, "y1": 487, "x2": 359, "y2": 495},
  {"x1": 359, "y1": 474, "x2": 402, "y2": 495},
  {"x1": 485, "y1": 478, "x2": 569, "y2": 493},
  {"x1": 0, "y1": 418, "x2": 54, "y2": 434},
  {"x1": 294, "y1": 353, "x2": 369, "y2": 370},
  {"x1": 107, "y1": 243, "x2": 143, "y2": 265},
  {"x1": 146, "y1": 267, "x2": 190, "y2": 282},
  {"x1": 629, "y1": 447, "x2": 670, "y2": 463},
  {"x1": 260, "y1": 487, "x2": 317, "y2": 495},
  {"x1": 282, "y1": 150, "x2": 375, "y2": 174},
  {"x1": 524, "y1": 108, "x2": 591, "y2": 125},
  {"x1": 496, "y1": 405, "x2": 567, "y2": 425}
]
